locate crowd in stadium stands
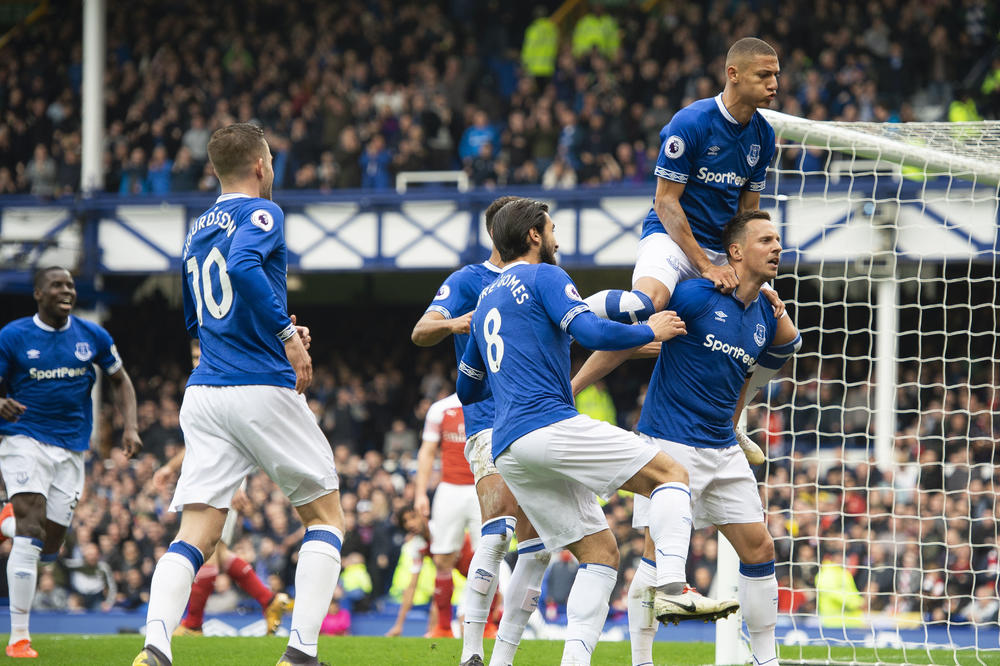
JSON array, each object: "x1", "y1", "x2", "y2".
[
  {"x1": 0, "y1": 0, "x2": 997, "y2": 196},
  {"x1": 0, "y1": 304, "x2": 996, "y2": 627}
]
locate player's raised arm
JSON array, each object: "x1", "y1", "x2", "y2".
[{"x1": 411, "y1": 310, "x2": 473, "y2": 346}]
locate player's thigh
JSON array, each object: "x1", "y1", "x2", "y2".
[
  {"x1": 429, "y1": 482, "x2": 477, "y2": 554},
  {"x1": 631, "y1": 232, "x2": 727, "y2": 293},
  {"x1": 496, "y1": 431, "x2": 608, "y2": 551},
  {"x1": 464, "y1": 428, "x2": 499, "y2": 486},
  {"x1": 539, "y1": 415, "x2": 658, "y2": 500},
  {"x1": 174, "y1": 386, "x2": 258, "y2": 511},
  {"x1": 0, "y1": 435, "x2": 58, "y2": 507},
  {"x1": 632, "y1": 434, "x2": 717, "y2": 529},
  {"x1": 224, "y1": 385, "x2": 339, "y2": 508},
  {"x1": 45, "y1": 446, "x2": 85, "y2": 527},
  {"x1": 698, "y1": 445, "x2": 764, "y2": 530}
]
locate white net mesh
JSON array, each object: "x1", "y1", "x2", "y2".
[{"x1": 746, "y1": 112, "x2": 1000, "y2": 665}]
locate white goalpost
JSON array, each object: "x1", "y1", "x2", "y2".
[{"x1": 715, "y1": 110, "x2": 1000, "y2": 665}]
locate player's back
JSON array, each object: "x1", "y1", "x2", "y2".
[
  {"x1": 182, "y1": 193, "x2": 294, "y2": 388},
  {"x1": 638, "y1": 278, "x2": 777, "y2": 447},
  {"x1": 424, "y1": 393, "x2": 474, "y2": 485},
  {"x1": 470, "y1": 262, "x2": 584, "y2": 456},
  {"x1": 428, "y1": 261, "x2": 503, "y2": 438}
]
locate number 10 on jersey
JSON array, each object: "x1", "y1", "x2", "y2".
[{"x1": 186, "y1": 247, "x2": 234, "y2": 326}]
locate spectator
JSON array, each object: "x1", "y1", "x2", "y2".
[
  {"x1": 170, "y1": 146, "x2": 199, "y2": 192},
  {"x1": 144, "y1": 145, "x2": 173, "y2": 195},
  {"x1": 360, "y1": 134, "x2": 392, "y2": 190},
  {"x1": 67, "y1": 543, "x2": 117, "y2": 611},
  {"x1": 25, "y1": 144, "x2": 58, "y2": 197}
]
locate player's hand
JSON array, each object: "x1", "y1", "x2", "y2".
[
  {"x1": 414, "y1": 493, "x2": 430, "y2": 518},
  {"x1": 152, "y1": 465, "x2": 176, "y2": 492},
  {"x1": 231, "y1": 488, "x2": 252, "y2": 514},
  {"x1": 290, "y1": 314, "x2": 311, "y2": 351},
  {"x1": 385, "y1": 624, "x2": 403, "y2": 637},
  {"x1": 702, "y1": 264, "x2": 739, "y2": 294},
  {"x1": 0, "y1": 398, "x2": 26, "y2": 422},
  {"x1": 121, "y1": 429, "x2": 142, "y2": 459},
  {"x1": 646, "y1": 310, "x2": 687, "y2": 342},
  {"x1": 285, "y1": 334, "x2": 313, "y2": 393},
  {"x1": 451, "y1": 311, "x2": 473, "y2": 335},
  {"x1": 763, "y1": 288, "x2": 786, "y2": 318}
]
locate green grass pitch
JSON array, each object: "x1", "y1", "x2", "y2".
[{"x1": 7, "y1": 635, "x2": 1000, "y2": 665}]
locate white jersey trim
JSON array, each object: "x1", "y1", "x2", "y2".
[
  {"x1": 215, "y1": 192, "x2": 253, "y2": 203},
  {"x1": 426, "y1": 304, "x2": 452, "y2": 319},
  {"x1": 33, "y1": 314, "x2": 72, "y2": 332},
  {"x1": 481, "y1": 260, "x2": 503, "y2": 273},
  {"x1": 654, "y1": 166, "x2": 689, "y2": 183},
  {"x1": 559, "y1": 303, "x2": 590, "y2": 332},
  {"x1": 748, "y1": 180, "x2": 766, "y2": 192},
  {"x1": 714, "y1": 93, "x2": 739, "y2": 125}
]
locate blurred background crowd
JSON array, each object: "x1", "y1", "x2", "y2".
[
  {"x1": 0, "y1": 0, "x2": 997, "y2": 196},
  {"x1": 0, "y1": 297, "x2": 996, "y2": 630}
]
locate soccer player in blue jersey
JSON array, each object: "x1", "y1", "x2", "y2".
[
  {"x1": 456, "y1": 199, "x2": 739, "y2": 666},
  {"x1": 621, "y1": 210, "x2": 799, "y2": 666},
  {"x1": 0, "y1": 266, "x2": 141, "y2": 659},
  {"x1": 581, "y1": 37, "x2": 792, "y2": 464},
  {"x1": 411, "y1": 195, "x2": 552, "y2": 666},
  {"x1": 134, "y1": 123, "x2": 344, "y2": 666}
]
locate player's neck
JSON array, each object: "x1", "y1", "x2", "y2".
[
  {"x1": 721, "y1": 88, "x2": 755, "y2": 126},
  {"x1": 37, "y1": 310, "x2": 69, "y2": 330},
  {"x1": 219, "y1": 179, "x2": 261, "y2": 198},
  {"x1": 487, "y1": 249, "x2": 503, "y2": 268},
  {"x1": 732, "y1": 270, "x2": 765, "y2": 307}
]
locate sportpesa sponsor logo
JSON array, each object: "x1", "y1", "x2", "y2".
[
  {"x1": 703, "y1": 334, "x2": 756, "y2": 367},
  {"x1": 696, "y1": 167, "x2": 747, "y2": 186},
  {"x1": 29, "y1": 366, "x2": 89, "y2": 380}
]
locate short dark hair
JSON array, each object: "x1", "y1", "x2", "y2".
[
  {"x1": 491, "y1": 200, "x2": 550, "y2": 262},
  {"x1": 483, "y1": 195, "x2": 522, "y2": 236},
  {"x1": 207, "y1": 123, "x2": 268, "y2": 181},
  {"x1": 34, "y1": 266, "x2": 70, "y2": 290},
  {"x1": 726, "y1": 37, "x2": 777, "y2": 67},
  {"x1": 722, "y1": 209, "x2": 771, "y2": 256},
  {"x1": 395, "y1": 504, "x2": 417, "y2": 530}
]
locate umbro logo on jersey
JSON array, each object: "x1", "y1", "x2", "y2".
[
  {"x1": 26, "y1": 349, "x2": 40, "y2": 359},
  {"x1": 714, "y1": 310, "x2": 728, "y2": 322},
  {"x1": 707, "y1": 145, "x2": 721, "y2": 156}
]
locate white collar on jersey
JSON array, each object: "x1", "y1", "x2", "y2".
[
  {"x1": 482, "y1": 260, "x2": 503, "y2": 273},
  {"x1": 215, "y1": 192, "x2": 253, "y2": 203},
  {"x1": 33, "y1": 313, "x2": 72, "y2": 332},
  {"x1": 501, "y1": 260, "x2": 529, "y2": 272},
  {"x1": 714, "y1": 93, "x2": 740, "y2": 125}
]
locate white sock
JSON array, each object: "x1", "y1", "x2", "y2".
[
  {"x1": 627, "y1": 557, "x2": 657, "y2": 666},
  {"x1": 560, "y1": 562, "x2": 617, "y2": 666},
  {"x1": 647, "y1": 482, "x2": 692, "y2": 586},
  {"x1": 144, "y1": 541, "x2": 203, "y2": 661},
  {"x1": 491, "y1": 538, "x2": 550, "y2": 666},
  {"x1": 1, "y1": 515, "x2": 15, "y2": 539},
  {"x1": 461, "y1": 515, "x2": 514, "y2": 663},
  {"x1": 739, "y1": 560, "x2": 778, "y2": 665},
  {"x1": 7, "y1": 536, "x2": 41, "y2": 644},
  {"x1": 583, "y1": 289, "x2": 655, "y2": 324},
  {"x1": 287, "y1": 525, "x2": 343, "y2": 657}
]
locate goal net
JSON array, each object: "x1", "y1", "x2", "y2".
[{"x1": 732, "y1": 110, "x2": 1000, "y2": 665}]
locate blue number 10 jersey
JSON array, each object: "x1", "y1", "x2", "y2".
[{"x1": 182, "y1": 193, "x2": 295, "y2": 388}]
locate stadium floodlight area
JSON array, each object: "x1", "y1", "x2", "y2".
[{"x1": 715, "y1": 110, "x2": 999, "y2": 665}]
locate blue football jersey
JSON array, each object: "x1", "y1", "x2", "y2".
[
  {"x1": 182, "y1": 193, "x2": 296, "y2": 388},
  {"x1": 425, "y1": 261, "x2": 503, "y2": 438},
  {"x1": 465, "y1": 262, "x2": 591, "y2": 457},
  {"x1": 641, "y1": 94, "x2": 776, "y2": 252},
  {"x1": 636, "y1": 279, "x2": 778, "y2": 448},
  {"x1": 0, "y1": 314, "x2": 122, "y2": 451}
]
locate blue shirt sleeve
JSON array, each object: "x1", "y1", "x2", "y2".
[
  {"x1": 535, "y1": 264, "x2": 591, "y2": 332},
  {"x1": 425, "y1": 269, "x2": 472, "y2": 319},
  {"x1": 456, "y1": 332, "x2": 490, "y2": 405},
  {"x1": 182, "y1": 272, "x2": 199, "y2": 338},
  {"x1": 567, "y1": 311, "x2": 655, "y2": 351},
  {"x1": 93, "y1": 325, "x2": 123, "y2": 375},
  {"x1": 0, "y1": 327, "x2": 12, "y2": 383},
  {"x1": 653, "y1": 110, "x2": 703, "y2": 185},
  {"x1": 227, "y1": 203, "x2": 294, "y2": 340}
]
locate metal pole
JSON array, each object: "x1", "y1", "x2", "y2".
[
  {"x1": 81, "y1": 0, "x2": 105, "y2": 194},
  {"x1": 874, "y1": 277, "x2": 898, "y2": 472}
]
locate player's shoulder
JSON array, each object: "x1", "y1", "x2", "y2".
[
  {"x1": 672, "y1": 97, "x2": 717, "y2": 125},
  {"x1": 674, "y1": 277, "x2": 718, "y2": 298},
  {"x1": 532, "y1": 262, "x2": 570, "y2": 281},
  {"x1": 429, "y1": 392, "x2": 462, "y2": 415},
  {"x1": 752, "y1": 291, "x2": 780, "y2": 324},
  {"x1": 751, "y1": 110, "x2": 776, "y2": 138},
  {"x1": 226, "y1": 196, "x2": 284, "y2": 231},
  {"x1": 0, "y1": 316, "x2": 35, "y2": 335}
]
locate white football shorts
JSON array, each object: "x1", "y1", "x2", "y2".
[
  {"x1": 495, "y1": 414, "x2": 657, "y2": 550},
  {"x1": 631, "y1": 231, "x2": 728, "y2": 294},
  {"x1": 0, "y1": 435, "x2": 85, "y2": 526},
  {"x1": 464, "y1": 428, "x2": 499, "y2": 485},
  {"x1": 429, "y1": 481, "x2": 481, "y2": 554},
  {"x1": 173, "y1": 385, "x2": 338, "y2": 511},
  {"x1": 632, "y1": 434, "x2": 764, "y2": 530}
]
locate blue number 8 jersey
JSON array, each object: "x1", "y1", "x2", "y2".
[{"x1": 182, "y1": 193, "x2": 295, "y2": 388}]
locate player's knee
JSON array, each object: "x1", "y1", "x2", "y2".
[
  {"x1": 744, "y1": 532, "x2": 775, "y2": 565},
  {"x1": 657, "y1": 454, "x2": 689, "y2": 487},
  {"x1": 532, "y1": 548, "x2": 552, "y2": 567},
  {"x1": 15, "y1": 519, "x2": 45, "y2": 542},
  {"x1": 589, "y1": 289, "x2": 657, "y2": 324}
]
